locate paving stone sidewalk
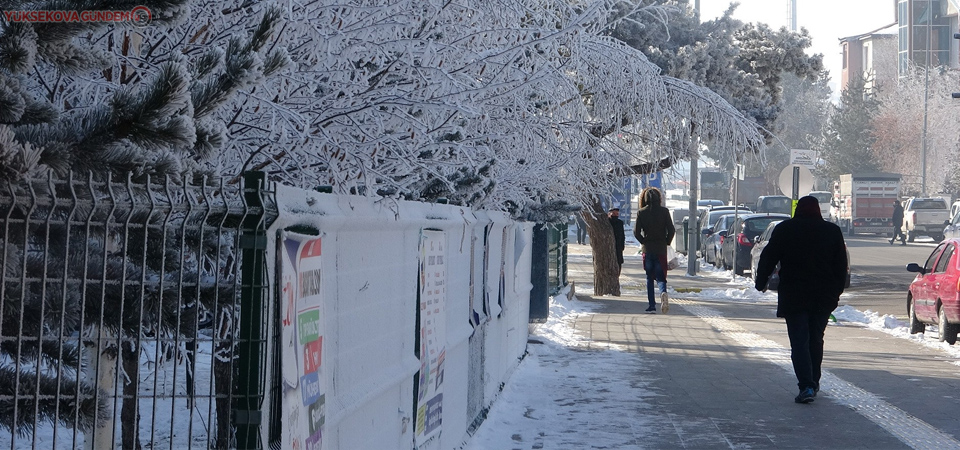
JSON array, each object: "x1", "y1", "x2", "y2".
[{"x1": 562, "y1": 243, "x2": 960, "y2": 450}]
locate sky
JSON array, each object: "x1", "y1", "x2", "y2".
[
  {"x1": 462, "y1": 246, "x2": 960, "y2": 449},
  {"x1": 699, "y1": 0, "x2": 897, "y2": 99}
]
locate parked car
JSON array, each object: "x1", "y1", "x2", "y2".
[
  {"x1": 903, "y1": 197, "x2": 950, "y2": 242},
  {"x1": 906, "y1": 239, "x2": 960, "y2": 344},
  {"x1": 703, "y1": 214, "x2": 738, "y2": 267},
  {"x1": 696, "y1": 206, "x2": 752, "y2": 256},
  {"x1": 750, "y1": 220, "x2": 852, "y2": 289},
  {"x1": 698, "y1": 199, "x2": 725, "y2": 208},
  {"x1": 719, "y1": 214, "x2": 790, "y2": 275},
  {"x1": 944, "y1": 210, "x2": 960, "y2": 240},
  {"x1": 755, "y1": 195, "x2": 793, "y2": 215},
  {"x1": 749, "y1": 220, "x2": 785, "y2": 284},
  {"x1": 950, "y1": 200, "x2": 960, "y2": 221}
]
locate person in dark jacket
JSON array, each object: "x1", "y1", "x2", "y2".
[
  {"x1": 890, "y1": 200, "x2": 906, "y2": 245},
  {"x1": 608, "y1": 207, "x2": 625, "y2": 274},
  {"x1": 633, "y1": 188, "x2": 676, "y2": 313},
  {"x1": 754, "y1": 196, "x2": 847, "y2": 404}
]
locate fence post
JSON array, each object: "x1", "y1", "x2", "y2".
[
  {"x1": 234, "y1": 172, "x2": 269, "y2": 449},
  {"x1": 528, "y1": 223, "x2": 549, "y2": 322}
]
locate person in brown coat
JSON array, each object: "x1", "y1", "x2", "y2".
[{"x1": 633, "y1": 187, "x2": 676, "y2": 313}]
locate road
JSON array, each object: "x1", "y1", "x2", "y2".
[{"x1": 843, "y1": 233, "x2": 941, "y2": 318}]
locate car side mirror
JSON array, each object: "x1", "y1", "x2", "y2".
[
  {"x1": 718, "y1": 230, "x2": 727, "y2": 238},
  {"x1": 945, "y1": 220, "x2": 950, "y2": 226},
  {"x1": 754, "y1": 236, "x2": 761, "y2": 244},
  {"x1": 701, "y1": 228, "x2": 713, "y2": 235},
  {"x1": 906, "y1": 263, "x2": 925, "y2": 274}
]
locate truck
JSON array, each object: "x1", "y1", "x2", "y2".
[
  {"x1": 834, "y1": 173, "x2": 901, "y2": 235},
  {"x1": 699, "y1": 171, "x2": 730, "y2": 204},
  {"x1": 903, "y1": 197, "x2": 950, "y2": 242}
]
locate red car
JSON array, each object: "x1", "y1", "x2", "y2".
[{"x1": 906, "y1": 238, "x2": 960, "y2": 344}]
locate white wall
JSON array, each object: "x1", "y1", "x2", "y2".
[{"x1": 263, "y1": 185, "x2": 533, "y2": 450}]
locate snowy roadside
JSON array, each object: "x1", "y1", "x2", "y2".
[{"x1": 461, "y1": 286, "x2": 658, "y2": 450}]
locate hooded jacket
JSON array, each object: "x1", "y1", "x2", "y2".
[{"x1": 754, "y1": 196, "x2": 848, "y2": 317}]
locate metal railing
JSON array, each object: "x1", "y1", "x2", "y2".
[{"x1": 0, "y1": 172, "x2": 275, "y2": 450}]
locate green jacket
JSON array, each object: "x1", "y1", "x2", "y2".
[{"x1": 633, "y1": 205, "x2": 676, "y2": 256}]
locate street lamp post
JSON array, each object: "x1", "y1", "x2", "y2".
[
  {"x1": 921, "y1": 0, "x2": 932, "y2": 197},
  {"x1": 954, "y1": 33, "x2": 960, "y2": 98}
]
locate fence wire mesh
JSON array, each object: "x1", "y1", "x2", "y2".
[{"x1": 0, "y1": 172, "x2": 275, "y2": 450}]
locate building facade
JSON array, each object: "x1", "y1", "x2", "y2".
[{"x1": 896, "y1": 0, "x2": 959, "y2": 74}]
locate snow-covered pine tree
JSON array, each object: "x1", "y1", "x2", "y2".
[{"x1": 0, "y1": 1, "x2": 287, "y2": 446}]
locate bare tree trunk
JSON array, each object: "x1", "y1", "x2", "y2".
[{"x1": 582, "y1": 199, "x2": 621, "y2": 296}]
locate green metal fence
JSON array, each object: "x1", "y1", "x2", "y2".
[{"x1": 547, "y1": 224, "x2": 568, "y2": 295}]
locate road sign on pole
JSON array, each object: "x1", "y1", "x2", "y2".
[{"x1": 777, "y1": 165, "x2": 814, "y2": 198}]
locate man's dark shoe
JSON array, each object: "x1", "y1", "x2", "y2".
[
  {"x1": 795, "y1": 387, "x2": 816, "y2": 404},
  {"x1": 645, "y1": 305, "x2": 656, "y2": 314},
  {"x1": 889, "y1": 239, "x2": 894, "y2": 245}
]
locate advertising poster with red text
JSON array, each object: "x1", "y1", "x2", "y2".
[
  {"x1": 416, "y1": 230, "x2": 446, "y2": 446},
  {"x1": 281, "y1": 234, "x2": 325, "y2": 450}
]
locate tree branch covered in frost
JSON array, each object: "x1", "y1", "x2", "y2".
[
  {"x1": 1, "y1": 0, "x2": 764, "y2": 219},
  {"x1": 227, "y1": 0, "x2": 763, "y2": 220}
]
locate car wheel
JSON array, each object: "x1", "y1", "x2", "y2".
[
  {"x1": 908, "y1": 297, "x2": 925, "y2": 334},
  {"x1": 735, "y1": 265, "x2": 745, "y2": 276},
  {"x1": 907, "y1": 231, "x2": 916, "y2": 242},
  {"x1": 934, "y1": 234, "x2": 945, "y2": 243},
  {"x1": 938, "y1": 306, "x2": 958, "y2": 345}
]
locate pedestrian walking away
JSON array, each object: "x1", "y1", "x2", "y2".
[
  {"x1": 633, "y1": 187, "x2": 676, "y2": 314},
  {"x1": 890, "y1": 199, "x2": 906, "y2": 245},
  {"x1": 754, "y1": 196, "x2": 848, "y2": 404},
  {"x1": 608, "y1": 207, "x2": 625, "y2": 275},
  {"x1": 576, "y1": 213, "x2": 588, "y2": 245}
]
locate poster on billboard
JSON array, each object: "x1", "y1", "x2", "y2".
[
  {"x1": 417, "y1": 230, "x2": 447, "y2": 446},
  {"x1": 280, "y1": 233, "x2": 325, "y2": 450}
]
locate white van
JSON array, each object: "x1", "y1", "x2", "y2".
[{"x1": 808, "y1": 191, "x2": 834, "y2": 221}]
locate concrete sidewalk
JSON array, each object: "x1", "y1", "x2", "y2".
[{"x1": 563, "y1": 243, "x2": 960, "y2": 450}]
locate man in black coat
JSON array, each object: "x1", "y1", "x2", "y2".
[
  {"x1": 609, "y1": 207, "x2": 625, "y2": 275},
  {"x1": 890, "y1": 200, "x2": 906, "y2": 245},
  {"x1": 754, "y1": 196, "x2": 848, "y2": 404}
]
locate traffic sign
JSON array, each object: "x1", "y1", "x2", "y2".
[{"x1": 777, "y1": 165, "x2": 814, "y2": 198}]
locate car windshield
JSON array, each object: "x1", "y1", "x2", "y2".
[
  {"x1": 708, "y1": 209, "x2": 748, "y2": 224},
  {"x1": 810, "y1": 192, "x2": 832, "y2": 203},
  {"x1": 912, "y1": 199, "x2": 947, "y2": 209},
  {"x1": 744, "y1": 217, "x2": 783, "y2": 233},
  {"x1": 762, "y1": 197, "x2": 791, "y2": 208}
]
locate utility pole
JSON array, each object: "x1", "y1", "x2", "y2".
[
  {"x1": 687, "y1": 1, "x2": 701, "y2": 277},
  {"x1": 921, "y1": 0, "x2": 931, "y2": 197},
  {"x1": 687, "y1": 143, "x2": 699, "y2": 276}
]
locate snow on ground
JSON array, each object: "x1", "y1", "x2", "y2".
[{"x1": 462, "y1": 286, "x2": 658, "y2": 450}]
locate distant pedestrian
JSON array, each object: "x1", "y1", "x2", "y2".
[
  {"x1": 576, "y1": 214, "x2": 588, "y2": 245},
  {"x1": 608, "y1": 207, "x2": 625, "y2": 274},
  {"x1": 754, "y1": 196, "x2": 848, "y2": 404},
  {"x1": 890, "y1": 200, "x2": 906, "y2": 245},
  {"x1": 633, "y1": 188, "x2": 676, "y2": 314}
]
